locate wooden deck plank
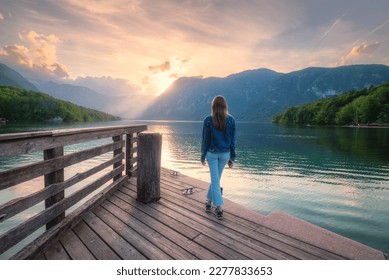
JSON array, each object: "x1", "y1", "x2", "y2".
[
  {"x1": 116, "y1": 187, "x2": 201, "y2": 240},
  {"x1": 122, "y1": 181, "x2": 295, "y2": 259},
  {"x1": 193, "y1": 234, "x2": 250, "y2": 260},
  {"x1": 72, "y1": 219, "x2": 120, "y2": 260},
  {"x1": 59, "y1": 229, "x2": 96, "y2": 260},
  {"x1": 125, "y1": 189, "x2": 276, "y2": 259},
  {"x1": 33, "y1": 251, "x2": 46, "y2": 260},
  {"x1": 92, "y1": 206, "x2": 172, "y2": 260},
  {"x1": 101, "y1": 199, "x2": 197, "y2": 259},
  {"x1": 83, "y1": 212, "x2": 146, "y2": 260},
  {"x1": 43, "y1": 242, "x2": 70, "y2": 260},
  {"x1": 120, "y1": 185, "x2": 255, "y2": 259},
  {"x1": 113, "y1": 190, "x2": 222, "y2": 260},
  {"x1": 35, "y1": 167, "x2": 383, "y2": 260},
  {"x1": 157, "y1": 173, "x2": 345, "y2": 260},
  {"x1": 126, "y1": 179, "x2": 304, "y2": 259}
]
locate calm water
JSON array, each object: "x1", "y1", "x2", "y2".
[{"x1": 1, "y1": 120, "x2": 389, "y2": 256}]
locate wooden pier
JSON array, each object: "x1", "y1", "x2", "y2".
[{"x1": 0, "y1": 125, "x2": 386, "y2": 260}]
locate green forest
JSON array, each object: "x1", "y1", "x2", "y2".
[
  {"x1": 0, "y1": 86, "x2": 120, "y2": 123},
  {"x1": 272, "y1": 81, "x2": 389, "y2": 125}
]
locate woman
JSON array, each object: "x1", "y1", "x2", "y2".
[{"x1": 201, "y1": 95, "x2": 236, "y2": 220}]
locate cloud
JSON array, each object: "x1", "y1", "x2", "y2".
[
  {"x1": 0, "y1": 30, "x2": 69, "y2": 78},
  {"x1": 148, "y1": 61, "x2": 171, "y2": 73},
  {"x1": 73, "y1": 76, "x2": 140, "y2": 96},
  {"x1": 0, "y1": 45, "x2": 32, "y2": 67},
  {"x1": 338, "y1": 42, "x2": 380, "y2": 65},
  {"x1": 0, "y1": 12, "x2": 4, "y2": 21}
]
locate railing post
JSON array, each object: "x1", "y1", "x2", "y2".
[
  {"x1": 126, "y1": 132, "x2": 136, "y2": 177},
  {"x1": 112, "y1": 135, "x2": 123, "y2": 181},
  {"x1": 44, "y1": 146, "x2": 64, "y2": 230},
  {"x1": 137, "y1": 132, "x2": 162, "y2": 203}
]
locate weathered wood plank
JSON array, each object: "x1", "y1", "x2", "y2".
[
  {"x1": 193, "y1": 234, "x2": 249, "y2": 260},
  {"x1": 124, "y1": 180, "x2": 284, "y2": 259},
  {"x1": 32, "y1": 251, "x2": 46, "y2": 260},
  {"x1": 11, "y1": 176, "x2": 127, "y2": 259},
  {"x1": 1, "y1": 166, "x2": 123, "y2": 255},
  {"x1": 112, "y1": 135, "x2": 123, "y2": 181},
  {"x1": 59, "y1": 229, "x2": 96, "y2": 260},
  {"x1": 0, "y1": 153, "x2": 123, "y2": 223},
  {"x1": 126, "y1": 134, "x2": 136, "y2": 177},
  {"x1": 93, "y1": 205, "x2": 172, "y2": 260},
  {"x1": 146, "y1": 181, "x2": 307, "y2": 259},
  {"x1": 0, "y1": 125, "x2": 147, "y2": 157},
  {"x1": 83, "y1": 211, "x2": 146, "y2": 260},
  {"x1": 44, "y1": 146, "x2": 65, "y2": 229},
  {"x1": 73, "y1": 220, "x2": 120, "y2": 260},
  {"x1": 0, "y1": 140, "x2": 124, "y2": 190},
  {"x1": 137, "y1": 132, "x2": 162, "y2": 203},
  {"x1": 42, "y1": 242, "x2": 70, "y2": 260},
  {"x1": 123, "y1": 185, "x2": 275, "y2": 259},
  {"x1": 111, "y1": 192, "x2": 220, "y2": 259},
  {"x1": 0, "y1": 131, "x2": 52, "y2": 141},
  {"x1": 116, "y1": 187, "x2": 200, "y2": 240},
  {"x1": 101, "y1": 200, "x2": 196, "y2": 259},
  {"x1": 158, "y1": 172, "x2": 344, "y2": 260}
]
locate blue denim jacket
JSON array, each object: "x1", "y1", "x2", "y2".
[{"x1": 201, "y1": 115, "x2": 236, "y2": 162}]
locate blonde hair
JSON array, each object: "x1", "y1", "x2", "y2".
[{"x1": 211, "y1": 95, "x2": 228, "y2": 131}]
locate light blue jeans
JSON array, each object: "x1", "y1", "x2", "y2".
[{"x1": 206, "y1": 152, "x2": 229, "y2": 207}]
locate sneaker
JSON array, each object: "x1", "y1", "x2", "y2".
[
  {"x1": 205, "y1": 201, "x2": 212, "y2": 213},
  {"x1": 214, "y1": 208, "x2": 223, "y2": 220}
]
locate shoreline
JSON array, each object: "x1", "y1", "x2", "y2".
[{"x1": 344, "y1": 124, "x2": 389, "y2": 129}]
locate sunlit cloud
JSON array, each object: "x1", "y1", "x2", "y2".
[
  {"x1": 0, "y1": 44, "x2": 32, "y2": 67},
  {"x1": 0, "y1": 30, "x2": 69, "y2": 78},
  {"x1": 149, "y1": 61, "x2": 171, "y2": 73},
  {"x1": 338, "y1": 42, "x2": 380, "y2": 66},
  {"x1": 0, "y1": 12, "x2": 4, "y2": 21}
]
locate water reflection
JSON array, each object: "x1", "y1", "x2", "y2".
[{"x1": 143, "y1": 121, "x2": 389, "y2": 253}]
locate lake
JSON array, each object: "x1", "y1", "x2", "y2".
[{"x1": 1, "y1": 120, "x2": 388, "y2": 256}]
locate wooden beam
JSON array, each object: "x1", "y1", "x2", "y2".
[
  {"x1": 10, "y1": 176, "x2": 128, "y2": 260},
  {"x1": 0, "y1": 166, "x2": 123, "y2": 255},
  {"x1": 0, "y1": 140, "x2": 124, "y2": 190},
  {"x1": 136, "y1": 132, "x2": 162, "y2": 203},
  {"x1": 0, "y1": 125, "x2": 147, "y2": 157},
  {"x1": 44, "y1": 147, "x2": 65, "y2": 229},
  {"x1": 0, "y1": 153, "x2": 124, "y2": 223}
]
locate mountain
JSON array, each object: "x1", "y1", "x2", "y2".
[
  {"x1": 37, "y1": 81, "x2": 119, "y2": 113},
  {"x1": 142, "y1": 68, "x2": 282, "y2": 120},
  {"x1": 37, "y1": 81, "x2": 156, "y2": 119},
  {"x1": 272, "y1": 81, "x2": 389, "y2": 125},
  {"x1": 0, "y1": 86, "x2": 120, "y2": 122},
  {"x1": 0, "y1": 63, "x2": 156, "y2": 119},
  {"x1": 0, "y1": 63, "x2": 39, "y2": 91},
  {"x1": 140, "y1": 64, "x2": 389, "y2": 121}
]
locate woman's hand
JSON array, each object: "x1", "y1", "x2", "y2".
[
  {"x1": 228, "y1": 159, "x2": 234, "y2": 168},
  {"x1": 201, "y1": 160, "x2": 206, "y2": 166}
]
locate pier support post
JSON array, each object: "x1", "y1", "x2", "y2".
[{"x1": 137, "y1": 132, "x2": 162, "y2": 203}]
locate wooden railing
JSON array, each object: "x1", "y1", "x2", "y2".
[{"x1": 0, "y1": 124, "x2": 147, "y2": 259}]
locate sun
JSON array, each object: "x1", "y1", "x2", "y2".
[{"x1": 154, "y1": 72, "x2": 177, "y2": 94}]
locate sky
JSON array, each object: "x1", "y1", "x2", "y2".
[{"x1": 1, "y1": 0, "x2": 389, "y2": 96}]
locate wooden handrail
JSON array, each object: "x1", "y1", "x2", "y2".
[{"x1": 0, "y1": 124, "x2": 147, "y2": 258}]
